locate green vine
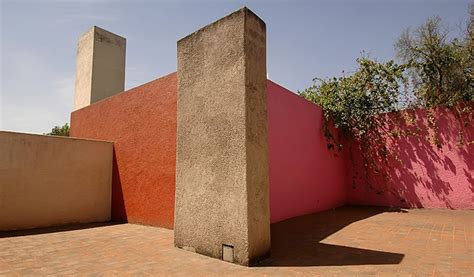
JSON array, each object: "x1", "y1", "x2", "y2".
[
  {"x1": 299, "y1": 58, "x2": 408, "y2": 144},
  {"x1": 299, "y1": 13, "x2": 473, "y2": 202}
]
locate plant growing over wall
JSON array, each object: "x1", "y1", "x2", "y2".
[
  {"x1": 300, "y1": 11, "x2": 473, "y2": 201},
  {"x1": 300, "y1": 58, "x2": 408, "y2": 147},
  {"x1": 301, "y1": 13, "x2": 473, "y2": 151},
  {"x1": 396, "y1": 15, "x2": 473, "y2": 146},
  {"x1": 300, "y1": 58, "x2": 408, "y2": 196}
]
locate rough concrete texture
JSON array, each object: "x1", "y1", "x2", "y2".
[
  {"x1": 74, "y1": 26, "x2": 126, "y2": 110},
  {"x1": 70, "y1": 73, "x2": 177, "y2": 229},
  {"x1": 175, "y1": 7, "x2": 270, "y2": 266},
  {"x1": 0, "y1": 131, "x2": 113, "y2": 231}
]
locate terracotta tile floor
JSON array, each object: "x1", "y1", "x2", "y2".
[{"x1": 1, "y1": 206, "x2": 472, "y2": 276}]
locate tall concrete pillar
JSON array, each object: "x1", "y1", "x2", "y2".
[
  {"x1": 174, "y1": 7, "x2": 270, "y2": 266},
  {"x1": 74, "y1": 26, "x2": 126, "y2": 110}
]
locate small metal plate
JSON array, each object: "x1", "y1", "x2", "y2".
[{"x1": 222, "y1": 244, "x2": 234, "y2": 263}]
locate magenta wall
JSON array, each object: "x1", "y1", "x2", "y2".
[
  {"x1": 267, "y1": 81, "x2": 472, "y2": 220},
  {"x1": 71, "y1": 71, "x2": 472, "y2": 229},
  {"x1": 347, "y1": 104, "x2": 474, "y2": 209},
  {"x1": 267, "y1": 80, "x2": 349, "y2": 223}
]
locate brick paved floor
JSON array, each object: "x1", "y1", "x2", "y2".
[{"x1": 1, "y1": 206, "x2": 472, "y2": 276}]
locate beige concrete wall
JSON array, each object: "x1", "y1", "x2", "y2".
[
  {"x1": 74, "y1": 26, "x2": 126, "y2": 110},
  {"x1": 175, "y1": 7, "x2": 270, "y2": 266},
  {"x1": 74, "y1": 27, "x2": 94, "y2": 110},
  {"x1": 0, "y1": 131, "x2": 113, "y2": 231}
]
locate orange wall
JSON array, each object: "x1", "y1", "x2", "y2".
[
  {"x1": 70, "y1": 74, "x2": 351, "y2": 229},
  {"x1": 71, "y1": 72, "x2": 472, "y2": 229},
  {"x1": 70, "y1": 73, "x2": 177, "y2": 229},
  {"x1": 71, "y1": 75, "x2": 349, "y2": 229}
]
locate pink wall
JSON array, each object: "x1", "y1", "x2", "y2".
[
  {"x1": 347, "y1": 103, "x2": 474, "y2": 209},
  {"x1": 267, "y1": 81, "x2": 472, "y2": 218},
  {"x1": 71, "y1": 72, "x2": 472, "y2": 229},
  {"x1": 267, "y1": 80, "x2": 349, "y2": 223}
]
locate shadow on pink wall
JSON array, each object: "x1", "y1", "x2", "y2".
[
  {"x1": 348, "y1": 103, "x2": 474, "y2": 209},
  {"x1": 71, "y1": 72, "x2": 472, "y2": 229},
  {"x1": 268, "y1": 82, "x2": 473, "y2": 221}
]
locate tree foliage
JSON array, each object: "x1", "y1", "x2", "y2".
[
  {"x1": 301, "y1": 12, "x2": 473, "y2": 147},
  {"x1": 46, "y1": 123, "x2": 70, "y2": 137},
  {"x1": 300, "y1": 58, "x2": 408, "y2": 144},
  {"x1": 299, "y1": 9, "x2": 473, "y2": 199},
  {"x1": 395, "y1": 16, "x2": 473, "y2": 107}
]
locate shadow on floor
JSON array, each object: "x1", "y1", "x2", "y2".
[
  {"x1": 259, "y1": 206, "x2": 405, "y2": 267},
  {"x1": 0, "y1": 222, "x2": 124, "y2": 238}
]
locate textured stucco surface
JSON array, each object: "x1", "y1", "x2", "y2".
[
  {"x1": 348, "y1": 104, "x2": 474, "y2": 209},
  {"x1": 70, "y1": 73, "x2": 177, "y2": 229},
  {"x1": 74, "y1": 26, "x2": 125, "y2": 110},
  {"x1": 175, "y1": 8, "x2": 270, "y2": 265},
  {"x1": 267, "y1": 81, "x2": 349, "y2": 223},
  {"x1": 0, "y1": 131, "x2": 112, "y2": 231}
]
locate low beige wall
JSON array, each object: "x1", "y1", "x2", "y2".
[{"x1": 0, "y1": 131, "x2": 113, "y2": 231}]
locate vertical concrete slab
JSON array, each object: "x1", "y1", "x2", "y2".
[
  {"x1": 174, "y1": 7, "x2": 270, "y2": 266},
  {"x1": 74, "y1": 26, "x2": 126, "y2": 110}
]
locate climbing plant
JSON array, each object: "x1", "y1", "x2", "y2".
[
  {"x1": 395, "y1": 15, "x2": 473, "y2": 148},
  {"x1": 300, "y1": 14, "x2": 473, "y2": 151},
  {"x1": 300, "y1": 58, "x2": 408, "y2": 196},
  {"x1": 299, "y1": 58, "x2": 408, "y2": 148},
  {"x1": 299, "y1": 12, "x2": 473, "y2": 199}
]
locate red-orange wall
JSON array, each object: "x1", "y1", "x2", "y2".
[
  {"x1": 70, "y1": 75, "x2": 349, "y2": 228},
  {"x1": 70, "y1": 73, "x2": 177, "y2": 229},
  {"x1": 71, "y1": 72, "x2": 473, "y2": 229}
]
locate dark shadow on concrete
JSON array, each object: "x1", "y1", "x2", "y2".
[
  {"x1": 0, "y1": 222, "x2": 124, "y2": 238},
  {"x1": 258, "y1": 206, "x2": 405, "y2": 267}
]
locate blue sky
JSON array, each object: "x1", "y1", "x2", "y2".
[{"x1": 0, "y1": 0, "x2": 471, "y2": 134}]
